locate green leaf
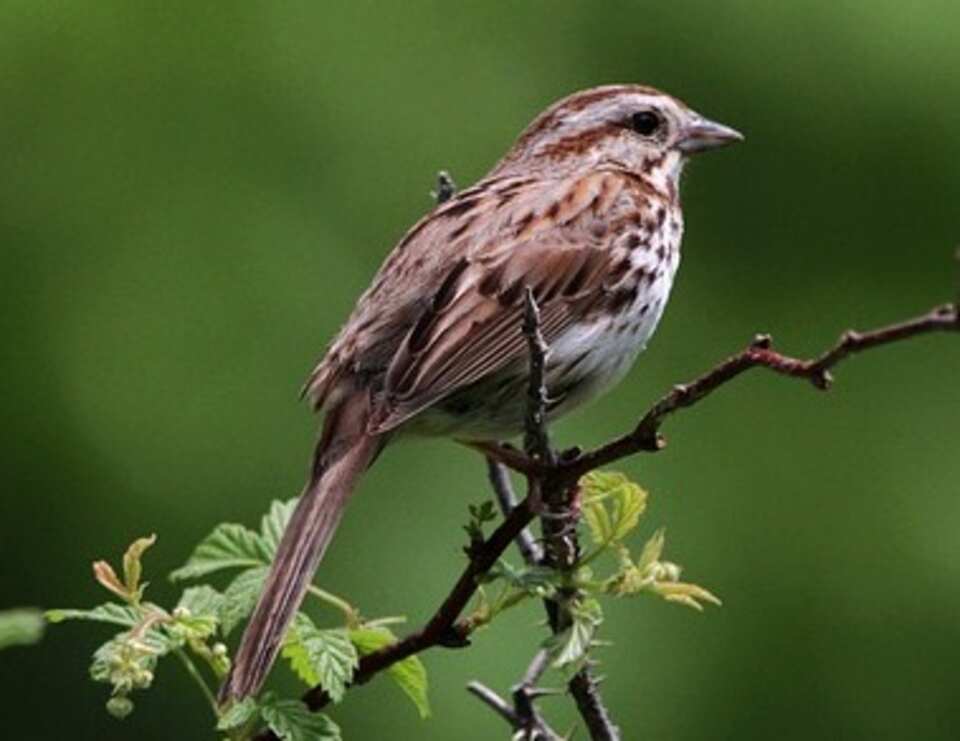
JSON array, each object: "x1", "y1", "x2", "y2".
[
  {"x1": 45, "y1": 603, "x2": 140, "y2": 628},
  {"x1": 122, "y1": 534, "x2": 156, "y2": 600},
  {"x1": 580, "y1": 471, "x2": 647, "y2": 546},
  {"x1": 548, "y1": 598, "x2": 603, "y2": 671},
  {"x1": 488, "y1": 560, "x2": 559, "y2": 598},
  {"x1": 259, "y1": 694, "x2": 341, "y2": 741},
  {"x1": 174, "y1": 587, "x2": 224, "y2": 642},
  {"x1": 260, "y1": 498, "x2": 299, "y2": 557},
  {"x1": 176, "y1": 585, "x2": 225, "y2": 619},
  {"x1": 282, "y1": 615, "x2": 358, "y2": 703},
  {"x1": 0, "y1": 608, "x2": 45, "y2": 650},
  {"x1": 217, "y1": 697, "x2": 260, "y2": 731},
  {"x1": 219, "y1": 566, "x2": 269, "y2": 636},
  {"x1": 170, "y1": 523, "x2": 270, "y2": 582},
  {"x1": 350, "y1": 627, "x2": 430, "y2": 718}
]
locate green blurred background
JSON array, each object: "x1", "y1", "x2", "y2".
[{"x1": 2, "y1": 1, "x2": 959, "y2": 738}]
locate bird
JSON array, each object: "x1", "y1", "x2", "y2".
[{"x1": 220, "y1": 83, "x2": 743, "y2": 701}]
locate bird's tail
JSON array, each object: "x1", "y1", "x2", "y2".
[{"x1": 219, "y1": 390, "x2": 380, "y2": 702}]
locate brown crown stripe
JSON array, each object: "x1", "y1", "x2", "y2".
[{"x1": 538, "y1": 124, "x2": 620, "y2": 160}]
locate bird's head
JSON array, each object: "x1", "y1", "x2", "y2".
[{"x1": 498, "y1": 84, "x2": 743, "y2": 189}]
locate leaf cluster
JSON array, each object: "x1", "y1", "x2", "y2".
[{"x1": 46, "y1": 498, "x2": 429, "y2": 740}]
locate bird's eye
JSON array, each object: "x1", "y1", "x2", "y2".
[{"x1": 630, "y1": 110, "x2": 661, "y2": 136}]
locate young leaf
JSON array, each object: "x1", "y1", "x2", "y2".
[
  {"x1": 217, "y1": 697, "x2": 260, "y2": 731},
  {"x1": 349, "y1": 626, "x2": 430, "y2": 719},
  {"x1": 651, "y1": 579, "x2": 722, "y2": 612},
  {"x1": 260, "y1": 498, "x2": 299, "y2": 556},
  {"x1": 0, "y1": 608, "x2": 44, "y2": 650},
  {"x1": 281, "y1": 615, "x2": 358, "y2": 703},
  {"x1": 93, "y1": 561, "x2": 129, "y2": 601},
  {"x1": 45, "y1": 603, "x2": 140, "y2": 628},
  {"x1": 122, "y1": 534, "x2": 157, "y2": 602},
  {"x1": 219, "y1": 566, "x2": 269, "y2": 636},
  {"x1": 548, "y1": 598, "x2": 603, "y2": 671},
  {"x1": 636, "y1": 528, "x2": 666, "y2": 572},
  {"x1": 169, "y1": 523, "x2": 270, "y2": 582},
  {"x1": 580, "y1": 471, "x2": 647, "y2": 547},
  {"x1": 259, "y1": 695, "x2": 341, "y2": 741}
]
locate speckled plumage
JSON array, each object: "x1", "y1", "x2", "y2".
[{"x1": 222, "y1": 84, "x2": 742, "y2": 702}]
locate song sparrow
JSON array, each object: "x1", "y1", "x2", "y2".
[{"x1": 221, "y1": 84, "x2": 742, "y2": 700}]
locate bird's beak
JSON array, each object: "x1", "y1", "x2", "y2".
[{"x1": 676, "y1": 115, "x2": 744, "y2": 154}]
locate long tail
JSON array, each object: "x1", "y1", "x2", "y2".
[{"x1": 219, "y1": 390, "x2": 380, "y2": 702}]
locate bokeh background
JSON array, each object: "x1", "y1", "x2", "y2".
[{"x1": 3, "y1": 2, "x2": 959, "y2": 738}]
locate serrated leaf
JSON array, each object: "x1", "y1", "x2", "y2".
[
  {"x1": 548, "y1": 598, "x2": 603, "y2": 671},
  {"x1": 219, "y1": 566, "x2": 269, "y2": 636},
  {"x1": 260, "y1": 498, "x2": 299, "y2": 556},
  {"x1": 259, "y1": 695, "x2": 341, "y2": 741},
  {"x1": 580, "y1": 471, "x2": 647, "y2": 547},
  {"x1": 122, "y1": 534, "x2": 156, "y2": 599},
  {"x1": 176, "y1": 585, "x2": 224, "y2": 618},
  {"x1": 488, "y1": 561, "x2": 560, "y2": 598},
  {"x1": 45, "y1": 603, "x2": 140, "y2": 628},
  {"x1": 282, "y1": 615, "x2": 357, "y2": 703},
  {"x1": 349, "y1": 626, "x2": 430, "y2": 718},
  {"x1": 217, "y1": 697, "x2": 260, "y2": 731},
  {"x1": 0, "y1": 608, "x2": 44, "y2": 650},
  {"x1": 636, "y1": 528, "x2": 666, "y2": 572},
  {"x1": 170, "y1": 524, "x2": 270, "y2": 582},
  {"x1": 652, "y1": 581, "x2": 722, "y2": 611}
]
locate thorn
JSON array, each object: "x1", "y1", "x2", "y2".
[
  {"x1": 751, "y1": 333, "x2": 773, "y2": 349},
  {"x1": 811, "y1": 369, "x2": 833, "y2": 390},
  {"x1": 841, "y1": 330, "x2": 861, "y2": 346},
  {"x1": 433, "y1": 170, "x2": 456, "y2": 204}
]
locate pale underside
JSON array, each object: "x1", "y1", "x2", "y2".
[{"x1": 304, "y1": 166, "x2": 683, "y2": 440}]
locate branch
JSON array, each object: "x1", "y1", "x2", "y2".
[
  {"x1": 474, "y1": 292, "x2": 621, "y2": 740},
  {"x1": 467, "y1": 649, "x2": 566, "y2": 740},
  {"x1": 565, "y1": 302, "x2": 958, "y2": 478},
  {"x1": 253, "y1": 501, "x2": 535, "y2": 740},
  {"x1": 523, "y1": 287, "x2": 555, "y2": 466},
  {"x1": 486, "y1": 458, "x2": 542, "y2": 564}
]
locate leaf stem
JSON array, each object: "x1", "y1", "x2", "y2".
[
  {"x1": 307, "y1": 585, "x2": 359, "y2": 625},
  {"x1": 173, "y1": 646, "x2": 218, "y2": 715}
]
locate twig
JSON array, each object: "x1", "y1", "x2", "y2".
[
  {"x1": 486, "y1": 291, "x2": 620, "y2": 740},
  {"x1": 486, "y1": 458, "x2": 542, "y2": 564},
  {"x1": 569, "y1": 672, "x2": 619, "y2": 741},
  {"x1": 523, "y1": 287, "x2": 555, "y2": 466},
  {"x1": 467, "y1": 677, "x2": 565, "y2": 741},
  {"x1": 565, "y1": 302, "x2": 959, "y2": 478},
  {"x1": 467, "y1": 681, "x2": 523, "y2": 727}
]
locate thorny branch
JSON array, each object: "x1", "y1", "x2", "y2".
[
  {"x1": 467, "y1": 648, "x2": 565, "y2": 740},
  {"x1": 253, "y1": 174, "x2": 959, "y2": 740},
  {"x1": 481, "y1": 302, "x2": 960, "y2": 482},
  {"x1": 472, "y1": 290, "x2": 620, "y2": 740}
]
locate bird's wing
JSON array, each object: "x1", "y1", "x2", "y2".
[{"x1": 371, "y1": 170, "x2": 645, "y2": 433}]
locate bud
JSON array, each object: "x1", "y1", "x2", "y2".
[{"x1": 106, "y1": 696, "x2": 134, "y2": 719}]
